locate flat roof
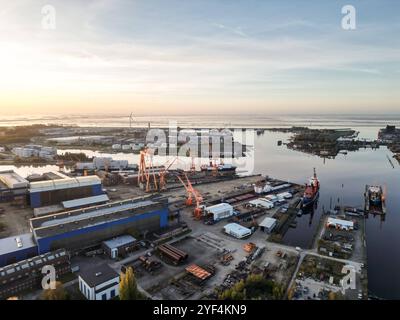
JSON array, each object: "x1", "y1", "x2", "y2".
[
  {"x1": 0, "y1": 170, "x2": 29, "y2": 189},
  {"x1": 103, "y1": 235, "x2": 136, "y2": 249},
  {"x1": 79, "y1": 264, "x2": 119, "y2": 287},
  {"x1": 62, "y1": 194, "x2": 109, "y2": 209},
  {"x1": 224, "y1": 223, "x2": 251, "y2": 236},
  {"x1": 327, "y1": 217, "x2": 354, "y2": 227},
  {"x1": 29, "y1": 175, "x2": 101, "y2": 193},
  {"x1": 0, "y1": 233, "x2": 37, "y2": 256},
  {"x1": 206, "y1": 203, "x2": 233, "y2": 213},
  {"x1": 0, "y1": 249, "x2": 67, "y2": 277},
  {"x1": 38, "y1": 199, "x2": 156, "y2": 228},
  {"x1": 259, "y1": 217, "x2": 277, "y2": 228}
]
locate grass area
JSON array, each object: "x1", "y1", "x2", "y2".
[
  {"x1": 298, "y1": 256, "x2": 344, "y2": 285},
  {"x1": 298, "y1": 255, "x2": 345, "y2": 285},
  {"x1": 218, "y1": 273, "x2": 285, "y2": 300}
]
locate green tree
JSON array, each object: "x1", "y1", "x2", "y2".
[
  {"x1": 41, "y1": 281, "x2": 68, "y2": 300},
  {"x1": 119, "y1": 267, "x2": 143, "y2": 300}
]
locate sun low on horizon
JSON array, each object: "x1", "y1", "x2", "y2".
[{"x1": 0, "y1": 0, "x2": 399, "y2": 116}]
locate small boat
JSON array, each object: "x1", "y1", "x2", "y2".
[{"x1": 301, "y1": 168, "x2": 320, "y2": 209}]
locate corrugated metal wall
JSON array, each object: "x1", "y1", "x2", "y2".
[{"x1": 36, "y1": 207, "x2": 169, "y2": 254}]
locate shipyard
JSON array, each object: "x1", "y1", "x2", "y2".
[{"x1": 0, "y1": 123, "x2": 376, "y2": 301}]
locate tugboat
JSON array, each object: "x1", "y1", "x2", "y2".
[
  {"x1": 365, "y1": 185, "x2": 386, "y2": 215},
  {"x1": 300, "y1": 168, "x2": 320, "y2": 210}
]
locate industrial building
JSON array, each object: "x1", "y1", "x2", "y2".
[
  {"x1": 29, "y1": 175, "x2": 103, "y2": 208},
  {"x1": 224, "y1": 223, "x2": 252, "y2": 239},
  {"x1": 0, "y1": 249, "x2": 70, "y2": 300},
  {"x1": 247, "y1": 198, "x2": 274, "y2": 209},
  {"x1": 0, "y1": 233, "x2": 38, "y2": 267},
  {"x1": 204, "y1": 203, "x2": 234, "y2": 221},
  {"x1": 79, "y1": 264, "x2": 120, "y2": 300},
  {"x1": 259, "y1": 217, "x2": 277, "y2": 233},
  {"x1": 102, "y1": 235, "x2": 137, "y2": 259},
  {"x1": 0, "y1": 170, "x2": 29, "y2": 202},
  {"x1": 30, "y1": 196, "x2": 169, "y2": 254}
]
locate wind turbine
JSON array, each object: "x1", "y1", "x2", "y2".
[{"x1": 129, "y1": 112, "x2": 134, "y2": 128}]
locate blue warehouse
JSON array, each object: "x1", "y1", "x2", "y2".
[
  {"x1": 0, "y1": 233, "x2": 38, "y2": 267},
  {"x1": 29, "y1": 175, "x2": 103, "y2": 208},
  {"x1": 30, "y1": 196, "x2": 169, "y2": 254}
]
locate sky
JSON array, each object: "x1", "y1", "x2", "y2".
[{"x1": 0, "y1": 0, "x2": 399, "y2": 116}]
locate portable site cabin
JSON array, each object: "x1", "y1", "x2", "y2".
[
  {"x1": 224, "y1": 223, "x2": 252, "y2": 239},
  {"x1": 205, "y1": 203, "x2": 234, "y2": 221}
]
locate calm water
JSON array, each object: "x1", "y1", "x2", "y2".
[
  {"x1": 252, "y1": 128, "x2": 400, "y2": 299},
  {"x1": 1, "y1": 120, "x2": 399, "y2": 299}
]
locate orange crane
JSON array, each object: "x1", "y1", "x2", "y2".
[
  {"x1": 138, "y1": 148, "x2": 158, "y2": 192},
  {"x1": 176, "y1": 173, "x2": 203, "y2": 219},
  {"x1": 159, "y1": 157, "x2": 178, "y2": 191}
]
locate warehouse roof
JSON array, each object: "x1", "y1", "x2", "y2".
[
  {"x1": 29, "y1": 175, "x2": 101, "y2": 193},
  {"x1": 103, "y1": 235, "x2": 136, "y2": 250},
  {"x1": 0, "y1": 170, "x2": 29, "y2": 189},
  {"x1": 37, "y1": 199, "x2": 156, "y2": 228},
  {"x1": 0, "y1": 233, "x2": 37, "y2": 256},
  {"x1": 30, "y1": 198, "x2": 159, "y2": 230},
  {"x1": 79, "y1": 264, "x2": 119, "y2": 288},
  {"x1": 62, "y1": 194, "x2": 109, "y2": 209},
  {"x1": 259, "y1": 217, "x2": 277, "y2": 229},
  {"x1": 0, "y1": 249, "x2": 67, "y2": 277},
  {"x1": 224, "y1": 223, "x2": 251, "y2": 237}
]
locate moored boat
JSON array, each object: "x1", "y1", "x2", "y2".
[{"x1": 301, "y1": 168, "x2": 320, "y2": 209}]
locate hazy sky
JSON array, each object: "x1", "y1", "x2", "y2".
[{"x1": 0, "y1": 0, "x2": 399, "y2": 116}]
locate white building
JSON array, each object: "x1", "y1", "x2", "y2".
[
  {"x1": 79, "y1": 264, "x2": 120, "y2": 300},
  {"x1": 326, "y1": 217, "x2": 354, "y2": 231},
  {"x1": 205, "y1": 203, "x2": 234, "y2": 221},
  {"x1": 259, "y1": 217, "x2": 277, "y2": 233},
  {"x1": 12, "y1": 145, "x2": 57, "y2": 159},
  {"x1": 0, "y1": 147, "x2": 5, "y2": 152},
  {"x1": 248, "y1": 198, "x2": 274, "y2": 209},
  {"x1": 224, "y1": 223, "x2": 252, "y2": 239}
]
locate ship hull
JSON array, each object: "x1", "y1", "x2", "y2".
[{"x1": 301, "y1": 191, "x2": 319, "y2": 209}]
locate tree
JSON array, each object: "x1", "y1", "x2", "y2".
[
  {"x1": 41, "y1": 281, "x2": 68, "y2": 300},
  {"x1": 119, "y1": 267, "x2": 143, "y2": 300}
]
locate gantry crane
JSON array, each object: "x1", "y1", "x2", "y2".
[
  {"x1": 176, "y1": 173, "x2": 203, "y2": 219},
  {"x1": 138, "y1": 147, "x2": 158, "y2": 192}
]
